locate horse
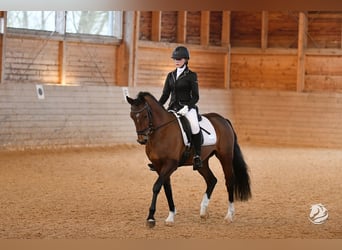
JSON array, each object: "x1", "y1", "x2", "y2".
[{"x1": 126, "y1": 91, "x2": 251, "y2": 227}]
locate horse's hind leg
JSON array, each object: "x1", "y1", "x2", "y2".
[
  {"x1": 224, "y1": 163, "x2": 235, "y2": 222},
  {"x1": 198, "y1": 159, "x2": 217, "y2": 219},
  {"x1": 224, "y1": 174, "x2": 235, "y2": 223},
  {"x1": 216, "y1": 154, "x2": 235, "y2": 222}
]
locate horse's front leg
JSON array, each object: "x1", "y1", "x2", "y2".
[
  {"x1": 146, "y1": 176, "x2": 163, "y2": 228},
  {"x1": 163, "y1": 177, "x2": 176, "y2": 226},
  {"x1": 146, "y1": 161, "x2": 177, "y2": 228}
]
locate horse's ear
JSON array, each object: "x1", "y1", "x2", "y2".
[{"x1": 126, "y1": 96, "x2": 134, "y2": 105}]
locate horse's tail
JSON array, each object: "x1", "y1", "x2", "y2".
[{"x1": 226, "y1": 119, "x2": 252, "y2": 201}]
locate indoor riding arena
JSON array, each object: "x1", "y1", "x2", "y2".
[{"x1": 0, "y1": 11, "x2": 341, "y2": 239}]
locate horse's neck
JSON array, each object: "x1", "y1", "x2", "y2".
[{"x1": 146, "y1": 98, "x2": 172, "y2": 122}]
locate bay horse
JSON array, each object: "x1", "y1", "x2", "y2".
[{"x1": 126, "y1": 91, "x2": 251, "y2": 227}]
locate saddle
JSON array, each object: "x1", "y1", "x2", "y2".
[
  {"x1": 171, "y1": 111, "x2": 217, "y2": 147},
  {"x1": 169, "y1": 112, "x2": 216, "y2": 166}
]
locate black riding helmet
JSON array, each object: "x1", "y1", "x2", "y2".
[{"x1": 171, "y1": 46, "x2": 190, "y2": 60}]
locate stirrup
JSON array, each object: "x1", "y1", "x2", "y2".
[{"x1": 193, "y1": 155, "x2": 202, "y2": 171}]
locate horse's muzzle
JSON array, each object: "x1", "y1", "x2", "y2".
[{"x1": 137, "y1": 135, "x2": 148, "y2": 145}]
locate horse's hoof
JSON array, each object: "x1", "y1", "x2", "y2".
[
  {"x1": 146, "y1": 219, "x2": 156, "y2": 228},
  {"x1": 223, "y1": 216, "x2": 233, "y2": 224},
  {"x1": 164, "y1": 221, "x2": 175, "y2": 227},
  {"x1": 200, "y1": 212, "x2": 209, "y2": 220}
]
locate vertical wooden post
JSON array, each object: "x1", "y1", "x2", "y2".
[
  {"x1": 261, "y1": 11, "x2": 268, "y2": 50},
  {"x1": 340, "y1": 22, "x2": 342, "y2": 49},
  {"x1": 151, "y1": 11, "x2": 161, "y2": 42},
  {"x1": 221, "y1": 11, "x2": 231, "y2": 47},
  {"x1": 177, "y1": 11, "x2": 187, "y2": 43},
  {"x1": 58, "y1": 41, "x2": 66, "y2": 85},
  {"x1": 131, "y1": 11, "x2": 140, "y2": 87},
  {"x1": 0, "y1": 11, "x2": 6, "y2": 84},
  {"x1": 225, "y1": 44, "x2": 231, "y2": 89},
  {"x1": 116, "y1": 11, "x2": 135, "y2": 86},
  {"x1": 297, "y1": 11, "x2": 307, "y2": 92},
  {"x1": 222, "y1": 11, "x2": 231, "y2": 89},
  {"x1": 201, "y1": 11, "x2": 210, "y2": 46}
]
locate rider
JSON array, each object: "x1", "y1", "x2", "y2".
[{"x1": 158, "y1": 45, "x2": 202, "y2": 171}]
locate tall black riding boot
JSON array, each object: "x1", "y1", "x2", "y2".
[{"x1": 192, "y1": 132, "x2": 202, "y2": 170}]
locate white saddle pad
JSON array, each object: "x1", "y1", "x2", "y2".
[{"x1": 172, "y1": 112, "x2": 217, "y2": 146}]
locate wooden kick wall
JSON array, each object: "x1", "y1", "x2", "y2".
[
  {"x1": 230, "y1": 90, "x2": 342, "y2": 148},
  {"x1": 0, "y1": 83, "x2": 136, "y2": 150},
  {"x1": 1, "y1": 83, "x2": 342, "y2": 150}
]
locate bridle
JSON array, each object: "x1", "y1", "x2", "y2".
[
  {"x1": 131, "y1": 103, "x2": 154, "y2": 136},
  {"x1": 130, "y1": 102, "x2": 177, "y2": 139}
]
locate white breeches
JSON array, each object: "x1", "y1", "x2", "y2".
[{"x1": 184, "y1": 108, "x2": 200, "y2": 134}]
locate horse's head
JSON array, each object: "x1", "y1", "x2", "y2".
[{"x1": 126, "y1": 92, "x2": 154, "y2": 145}]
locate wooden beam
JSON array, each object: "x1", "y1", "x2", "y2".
[
  {"x1": 201, "y1": 11, "x2": 210, "y2": 46},
  {"x1": 132, "y1": 11, "x2": 140, "y2": 87},
  {"x1": 221, "y1": 11, "x2": 231, "y2": 89},
  {"x1": 151, "y1": 11, "x2": 161, "y2": 42},
  {"x1": 0, "y1": 11, "x2": 6, "y2": 84},
  {"x1": 297, "y1": 12, "x2": 308, "y2": 92},
  {"x1": 177, "y1": 11, "x2": 187, "y2": 43},
  {"x1": 116, "y1": 11, "x2": 136, "y2": 86},
  {"x1": 58, "y1": 40, "x2": 66, "y2": 85},
  {"x1": 261, "y1": 11, "x2": 268, "y2": 50},
  {"x1": 221, "y1": 11, "x2": 231, "y2": 47},
  {"x1": 225, "y1": 44, "x2": 231, "y2": 89}
]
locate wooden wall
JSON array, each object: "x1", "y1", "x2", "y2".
[
  {"x1": 136, "y1": 11, "x2": 342, "y2": 93},
  {"x1": 230, "y1": 52, "x2": 298, "y2": 91},
  {"x1": 267, "y1": 12, "x2": 298, "y2": 48},
  {"x1": 230, "y1": 11, "x2": 262, "y2": 48},
  {"x1": 4, "y1": 37, "x2": 60, "y2": 83},
  {"x1": 2, "y1": 83, "x2": 342, "y2": 150},
  {"x1": 305, "y1": 53, "x2": 342, "y2": 92},
  {"x1": 65, "y1": 42, "x2": 117, "y2": 86},
  {"x1": 135, "y1": 41, "x2": 228, "y2": 88},
  {"x1": 2, "y1": 11, "x2": 342, "y2": 92},
  {"x1": 2, "y1": 32, "x2": 120, "y2": 86},
  {"x1": 307, "y1": 12, "x2": 342, "y2": 49},
  {"x1": 231, "y1": 89, "x2": 342, "y2": 148},
  {"x1": 186, "y1": 11, "x2": 201, "y2": 44},
  {"x1": 0, "y1": 83, "x2": 136, "y2": 149},
  {"x1": 2, "y1": 11, "x2": 342, "y2": 150}
]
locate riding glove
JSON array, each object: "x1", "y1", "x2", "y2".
[{"x1": 177, "y1": 105, "x2": 189, "y2": 116}]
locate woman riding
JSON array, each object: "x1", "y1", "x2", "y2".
[{"x1": 158, "y1": 46, "x2": 202, "y2": 171}]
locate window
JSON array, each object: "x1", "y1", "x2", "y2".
[
  {"x1": 66, "y1": 11, "x2": 122, "y2": 38},
  {"x1": 7, "y1": 11, "x2": 56, "y2": 31},
  {"x1": 6, "y1": 11, "x2": 123, "y2": 39}
]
